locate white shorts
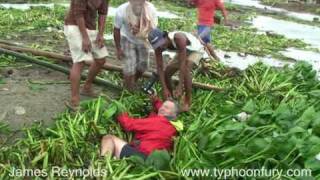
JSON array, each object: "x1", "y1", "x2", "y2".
[
  {"x1": 64, "y1": 25, "x2": 109, "y2": 63},
  {"x1": 120, "y1": 36, "x2": 149, "y2": 76},
  {"x1": 170, "y1": 51, "x2": 203, "y2": 67}
]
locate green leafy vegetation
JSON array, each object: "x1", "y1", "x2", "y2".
[
  {"x1": 1, "y1": 57, "x2": 320, "y2": 178},
  {"x1": 1, "y1": 1, "x2": 320, "y2": 179}
]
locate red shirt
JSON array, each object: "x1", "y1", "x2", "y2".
[
  {"x1": 117, "y1": 98, "x2": 177, "y2": 155},
  {"x1": 192, "y1": 0, "x2": 225, "y2": 26}
]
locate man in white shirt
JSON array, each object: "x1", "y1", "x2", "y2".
[{"x1": 114, "y1": 0, "x2": 158, "y2": 90}]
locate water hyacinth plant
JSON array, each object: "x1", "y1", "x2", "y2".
[{"x1": 0, "y1": 60, "x2": 320, "y2": 179}]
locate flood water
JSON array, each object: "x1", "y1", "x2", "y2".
[
  {"x1": 252, "y1": 16, "x2": 320, "y2": 49},
  {"x1": 226, "y1": 0, "x2": 320, "y2": 22}
]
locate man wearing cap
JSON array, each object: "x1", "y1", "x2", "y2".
[
  {"x1": 64, "y1": 0, "x2": 109, "y2": 110},
  {"x1": 148, "y1": 29, "x2": 205, "y2": 112},
  {"x1": 114, "y1": 0, "x2": 158, "y2": 90}
]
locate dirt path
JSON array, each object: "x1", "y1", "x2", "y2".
[{"x1": 0, "y1": 63, "x2": 118, "y2": 131}]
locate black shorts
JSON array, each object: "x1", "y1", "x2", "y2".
[{"x1": 120, "y1": 144, "x2": 147, "y2": 160}]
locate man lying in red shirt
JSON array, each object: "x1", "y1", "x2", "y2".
[{"x1": 100, "y1": 96, "x2": 178, "y2": 159}]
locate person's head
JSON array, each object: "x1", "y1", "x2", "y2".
[
  {"x1": 158, "y1": 100, "x2": 179, "y2": 119},
  {"x1": 129, "y1": 0, "x2": 146, "y2": 16},
  {"x1": 148, "y1": 28, "x2": 170, "y2": 51}
]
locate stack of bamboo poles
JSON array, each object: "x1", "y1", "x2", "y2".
[{"x1": 0, "y1": 40, "x2": 223, "y2": 91}]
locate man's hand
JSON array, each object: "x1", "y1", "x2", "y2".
[
  {"x1": 149, "y1": 93, "x2": 158, "y2": 102},
  {"x1": 174, "y1": 84, "x2": 183, "y2": 98},
  {"x1": 163, "y1": 88, "x2": 172, "y2": 100},
  {"x1": 82, "y1": 36, "x2": 92, "y2": 53},
  {"x1": 95, "y1": 34, "x2": 105, "y2": 49},
  {"x1": 116, "y1": 47, "x2": 124, "y2": 60}
]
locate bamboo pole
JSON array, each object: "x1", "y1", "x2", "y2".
[
  {"x1": 0, "y1": 48, "x2": 122, "y2": 90},
  {"x1": 0, "y1": 43, "x2": 223, "y2": 91}
]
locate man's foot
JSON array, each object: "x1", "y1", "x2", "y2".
[
  {"x1": 65, "y1": 101, "x2": 80, "y2": 112},
  {"x1": 80, "y1": 87, "x2": 98, "y2": 98}
]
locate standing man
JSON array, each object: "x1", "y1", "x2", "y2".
[
  {"x1": 64, "y1": 0, "x2": 109, "y2": 110},
  {"x1": 114, "y1": 0, "x2": 158, "y2": 91},
  {"x1": 148, "y1": 29, "x2": 205, "y2": 112},
  {"x1": 188, "y1": 0, "x2": 228, "y2": 60}
]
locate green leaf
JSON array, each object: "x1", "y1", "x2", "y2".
[
  {"x1": 313, "y1": 121, "x2": 320, "y2": 136},
  {"x1": 103, "y1": 103, "x2": 118, "y2": 120},
  {"x1": 300, "y1": 136, "x2": 320, "y2": 159},
  {"x1": 258, "y1": 109, "x2": 273, "y2": 116},
  {"x1": 207, "y1": 132, "x2": 223, "y2": 149},
  {"x1": 242, "y1": 99, "x2": 256, "y2": 113},
  {"x1": 308, "y1": 90, "x2": 320, "y2": 98},
  {"x1": 295, "y1": 106, "x2": 317, "y2": 129},
  {"x1": 247, "y1": 138, "x2": 269, "y2": 153},
  {"x1": 198, "y1": 134, "x2": 209, "y2": 150},
  {"x1": 273, "y1": 103, "x2": 294, "y2": 129},
  {"x1": 304, "y1": 157, "x2": 320, "y2": 171},
  {"x1": 145, "y1": 150, "x2": 171, "y2": 170}
]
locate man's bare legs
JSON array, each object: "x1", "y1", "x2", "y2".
[
  {"x1": 135, "y1": 70, "x2": 144, "y2": 82},
  {"x1": 182, "y1": 61, "x2": 194, "y2": 112},
  {"x1": 123, "y1": 70, "x2": 145, "y2": 91},
  {"x1": 82, "y1": 58, "x2": 106, "y2": 95},
  {"x1": 124, "y1": 74, "x2": 136, "y2": 91},
  {"x1": 70, "y1": 62, "x2": 85, "y2": 107},
  {"x1": 100, "y1": 135, "x2": 127, "y2": 158},
  {"x1": 205, "y1": 43, "x2": 220, "y2": 61},
  {"x1": 69, "y1": 58, "x2": 106, "y2": 108},
  {"x1": 164, "y1": 63, "x2": 178, "y2": 95}
]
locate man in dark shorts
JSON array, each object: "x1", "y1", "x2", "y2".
[{"x1": 100, "y1": 96, "x2": 178, "y2": 159}]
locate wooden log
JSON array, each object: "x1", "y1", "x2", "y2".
[
  {"x1": 0, "y1": 43, "x2": 223, "y2": 91},
  {"x1": 0, "y1": 48, "x2": 122, "y2": 90}
]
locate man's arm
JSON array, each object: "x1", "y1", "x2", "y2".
[
  {"x1": 117, "y1": 113, "x2": 136, "y2": 132},
  {"x1": 73, "y1": 0, "x2": 91, "y2": 53},
  {"x1": 173, "y1": 33, "x2": 188, "y2": 97},
  {"x1": 113, "y1": 27, "x2": 124, "y2": 60},
  {"x1": 155, "y1": 49, "x2": 171, "y2": 99},
  {"x1": 216, "y1": 0, "x2": 228, "y2": 24},
  {"x1": 96, "y1": 1, "x2": 108, "y2": 48},
  {"x1": 117, "y1": 113, "x2": 155, "y2": 133},
  {"x1": 149, "y1": 95, "x2": 163, "y2": 113},
  {"x1": 113, "y1": 9, "x2": 124, "y2": 60}
]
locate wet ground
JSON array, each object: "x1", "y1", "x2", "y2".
[{"x1": 0, "y1": 63, "x2": 117, "y2": 131}]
